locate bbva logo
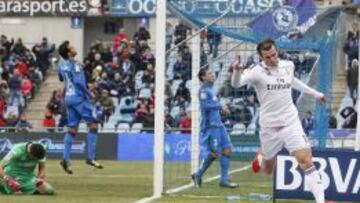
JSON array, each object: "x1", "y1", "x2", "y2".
[{"x1": 276, "y1": 155, "x2": 360, "y2": 194}]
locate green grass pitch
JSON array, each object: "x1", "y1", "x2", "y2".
[{"x1": 0, "y1": 160, "x2": 312, "y2": 203}]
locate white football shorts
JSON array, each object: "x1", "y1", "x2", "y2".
[{"x1": 259, "y1": 119, "x2": 311, "y2": 160}]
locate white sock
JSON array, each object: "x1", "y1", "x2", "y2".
[{"x1": 305, "y1": 166, "x2": 325, "y2": 203}]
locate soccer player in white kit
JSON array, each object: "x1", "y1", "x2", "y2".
[{"x1": 231, "y1": 38, "x2": 326, "y2": 203}]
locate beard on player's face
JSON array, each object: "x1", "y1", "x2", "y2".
[{"x1": 261, "y1": 46, "x2": 279, "y2": 68}]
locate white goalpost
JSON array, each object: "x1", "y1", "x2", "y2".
[
  {"x1": 190, "y1": 31, "x2": 201, "y2": 175},
  {"x1": 153, "y1": 0, "x2": 166, "y2": 199}
]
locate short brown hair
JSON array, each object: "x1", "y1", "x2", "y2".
[
  {"x1": 257, "y1": 38, "x2": 276, "y2": 57},
  {"x1": 198, "y1": 65, "x2": 210, "y2": 82}
]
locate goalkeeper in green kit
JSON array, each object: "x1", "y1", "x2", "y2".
[{"x1": 0, "y1": 142, "x2": 55, "y2": 195}]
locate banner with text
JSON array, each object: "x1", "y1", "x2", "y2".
[
  {"x1": 117, "y1": 133, "x2": 259, "y2": 161},
  {"x1": 274, "y1": 149, "x2": 360, "y2": 202},
  {"x1": 110, "y1": 0, "x2": 285, "y2": 17},
  {"x1": 0, "y1": 132, "x2": 118, "y2": 160}
]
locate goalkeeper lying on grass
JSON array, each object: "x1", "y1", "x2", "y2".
[{"x1": 0, "y1": 142, "x2": 55, "y2": 195}]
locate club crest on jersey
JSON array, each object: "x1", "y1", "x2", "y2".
[{"x1": 200, "y1": 92, "x2": 206, "y2": 100}]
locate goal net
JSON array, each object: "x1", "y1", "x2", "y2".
[{"x1": 152, "y1": 0, "x2": 359, "y2": 201}]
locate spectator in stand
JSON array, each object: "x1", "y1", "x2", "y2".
[
  {"x1": 0, "y1": 35, "x2": 14, "y2": 61},
  {"x1": 341, "y1": 106, "x2": 357, "y2": 128},
  {"x1": 128, "y1": 45, "x2": 142, "y2": 71},
  {"x1": 133, "y1": 24, "x2": 151, "y2": 42},
  {"x1": 32, "y1": 37, "x2": 55, "y2": 77},
  {"x1": 15, "y1": 58, "x2": 28, "y2": 76},
  {"x1": 200, "y1": 46, "x2": 208, "y2": 67},
  {"x1": 175, "y1": 82, "x2": 191, "y2": 102},
  {"x1": 179, "y1": 109, "x2": 191, "y2": 134},
  {"x1": 43, "y1": 111, "x2": 56, "y2": 132},
  {"x1": 100, "y1": 89, "x2": 114, "y2": 122},
  {"x1": 328, "y1": 109, "x2": 337, "y2": 129},
  {"x1": 100, "y1": 44, "x2": 113, "y2": 64},
  {"x1": 134, "y1": 100, "x2": 150, "y2": 122},
  {"x1": 115, "y1": 41, "x2": 129, "y2": 65},
  {"x1": 182, "y1": 46, "x2": 192, "y2": 71},
  {"x1": 15, "y1": 113, "x2": 32, "y2": 132},
  {"x1": 7, "y1": 71, "x2": 24, "y2": 110},
  {"x1": 343, "y1": 31, "x2": 359, "y2": 67},
  {"x1": 27, "y1": 65, "x2": 42, "y2": 91},
  {"x1": 91, "y1": 53, "x2": 105, "y2": 74},
  {"x1": 302, "y1": 111, "x2": 315, "y2": 136},
  {"x1": 5, "y1": 112, "x2": 18, "y2": 132},
  {"x1": 166, "y1": 21, "x2": 174, "y2": 51},
  {"x1": 121, "y1": 58, "x2": 135, "y2": 79},
  {"x1": 111, "y1": 72, "x2": 126, "y2": 99},
  {"x1": 173, "y1": 55, "x2": 187, "y2": 80},
  {"x1": 165, "y1": 110, "x2": 176, "y2": 129},
  {"x1": 218, "y1": 78, "x2": 233, "y2": 98},
  {"x1": 12, "y1": 38, "x2": 26, "y2": 56},
  {"x1": 113, "y1": 28, "x2": 130, "y2": 53},
  {"x1": 97, "y1": 72, "x2": 111, "y2": 91},
  {"x1": 207, "y1": 29, "x2": 222, "y2": 58},
  {"x1": 24, "y1": 48, "x2": 36, "y2": 66},
  {"x1": 0, "y1": 80, "x2": 8, "y2": 98},
  {"x1": 21, "y1": 75, "x2": 32, "y2": 101},
  {"x1": 347, "y1": 59, "x2": 359, "y2": 105},
  {"x1": 142, "y1": 68, "x2": 155, "y2": 87},
  {"x1": 47, "y1": 90, "x2": 62, "y2": 115},
  {"x1": 141, "y1": 47, "x2": 155, "y2": 67},
  {"x1": 348, "y1": 22, "x2": 359, "y2": 40},
  {"x1": 174, "y1": 21, "x2": 190, "y2": 52}
]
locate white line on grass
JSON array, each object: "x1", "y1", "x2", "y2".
[
  {"x1": 133, "y1": 195, "x2": 162, "y2": 203},
  {"x1": 166, "y1": 165, "x2": 251, "y2": 194},
  {"x1": 133, "y1": 165, "x2": 251, "y2": 203}
]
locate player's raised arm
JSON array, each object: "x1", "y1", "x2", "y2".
[
  {"x1": 291, "y1": 77, "x2": 326, "y2": 104},
  {"x1": 230, "y1": 56, "x2": 253, "y2": 88}
]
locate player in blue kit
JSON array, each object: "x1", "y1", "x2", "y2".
[
  {"x1": 58, "y1": 41, "x2": 103, "y2": 174},
  {"x1": 191, "y1": 67, "x2": 238, "y2": 188}
]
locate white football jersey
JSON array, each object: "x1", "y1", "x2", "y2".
[{"x1": 236, "y1": 60, "x2": 315, "y2": 127}]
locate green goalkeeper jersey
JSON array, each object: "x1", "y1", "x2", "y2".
[{"x1": 1, "y1": 143, "x2": 45, "y2": 179}]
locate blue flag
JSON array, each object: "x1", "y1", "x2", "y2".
[{"x1": 248, "y1": 0, "x2": 317, "y2": 39}]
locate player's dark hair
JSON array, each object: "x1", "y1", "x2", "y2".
[
  {"x1": 198, "y1": 66, "x2": 209, "y2": 82},
  {"x1": 58, "y1": 41, "x2": 70, "y2": 60},
  {"x1": 257, "y1": 38, "x2": 276, "y2": 57},
  {"x1": 29, "y1": 143, "x2": 46, "y2": 160}
]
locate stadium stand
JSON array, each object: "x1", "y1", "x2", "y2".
[{"x1": 0, "y1": 35, "x2": 54, "y2": 131}]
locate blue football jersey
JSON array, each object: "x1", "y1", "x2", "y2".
[
  {"x1": 58, "y1": 59, "x2": 92, "y2": 105},
  {"x1": 199, "y1": 83, "x2": 223, "y2": 129}
]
